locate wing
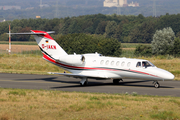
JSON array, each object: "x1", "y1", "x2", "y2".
[
  {"x1": 48, "y1": 72, "x2": 105, "y2": 79},
  {"x1": 48, "y1": 72, "x2": 122, "y2": 79}
]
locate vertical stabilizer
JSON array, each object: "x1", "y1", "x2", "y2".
[{"x1": 31, "y1": 30, "x2": 68, "y2": 59}]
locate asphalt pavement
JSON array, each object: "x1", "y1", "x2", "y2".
[{"x1": 0, "y1": 73, "x2": 180, "y2": 97}]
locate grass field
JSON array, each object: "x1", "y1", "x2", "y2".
[
  {"x1": 0, "y1": 88, "x2": 179, "y2": 120},
  {"x1": 0, "y1": 44, "x2": 39, "y2": 54},
  {"x1": 0, "y1": 54, "x2": 67, "y2": 74}
]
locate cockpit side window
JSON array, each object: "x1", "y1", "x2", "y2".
[
  {"x1": 136, "y1": 62, "x2": 141, "y2": 67},
  {"x1": 142, "y1": 61, "x2": 146, "y2": 67}
]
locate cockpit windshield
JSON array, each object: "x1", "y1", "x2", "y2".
[
  {"x1": 136, "y1": 61, "x2": 155, "y2": 68},
  {"x1": 142, "y1": 61, "x2": 155, "y2": 67}
]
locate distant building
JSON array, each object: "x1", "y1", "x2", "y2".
[
  {"x1": 104, "y1": 0, "x2": 117, "y2": 7},
  {"x1": 104, "y1": 0, "x2": 127, "y2": 7},
  {"x1": 0, "y1": 6, "x2": 21, "y2": 10},
  {"x1": 103, "y1": 0, "x2": 139, "y2": 7},
  {"x1": 119, "y1": 0, "x2": 128, "y2": 7}
]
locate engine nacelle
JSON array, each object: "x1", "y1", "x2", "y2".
[{"x1": 57, "y1": 55, "x2": 85, "y2": 66}]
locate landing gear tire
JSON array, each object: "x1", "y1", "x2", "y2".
[
  {"x1": 113, "y1": 79, "x2": 120, "y2": 85},
  {"x1": 80, "y1": 82, "x2": 87, "y2": 86},
  {"x1": 84, "y1": 81, "x2": 88, "y2": 86},
  {"x1": 80, "y1": 78, "x2": 88, "y2": 86},
  {"x1": 154, "y1": 82, "x2": 160, "y2": 88}
]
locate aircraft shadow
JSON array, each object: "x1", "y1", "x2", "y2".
[
  {"x1": 51, "y1": 80, "x2": 174, "y2": 89},
  {"x1": 14, "y1": 77, "x2": 81, "y2": 84},
  {"x1": 14, "y1": 77, "x2": 174, "y2": 89}
]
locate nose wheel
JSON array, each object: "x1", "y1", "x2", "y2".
[{"x1": 153, "y1": 81, "x2": 160, "y2": 88}]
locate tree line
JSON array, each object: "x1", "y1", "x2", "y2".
[
  {"x1": 1, "y1": 13, "x2": 180, "y2": 57},
  {"x1": 1, "y1": 13, "x2": 180, "y2": 43},
  {"x1": 55, "y1": 33, "x2": 122, "y2": 56},
  {"x1": 135, "y1": 27, "x2": 180, "y2": 57}
]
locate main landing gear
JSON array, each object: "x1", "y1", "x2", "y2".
[
  {"x1": 153, "y1": 81, "x2": 160, "y2": 88},
  {"x1": 113, "y1": 79, "x2": 123, "y2": 85},
  {"x1": 80, "y1": 78, "x2": 88, "y2": 86}
]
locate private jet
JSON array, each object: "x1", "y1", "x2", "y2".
[{"x1": 10, "y1": 30, "x2": 174, "y2": 88}]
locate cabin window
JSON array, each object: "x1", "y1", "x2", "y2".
[
  {"x1": 100, "y1": 60, "x2": 104, "y2": 65},
  {"x1": 106, "y1": 60, "x2": 109, "y2": 65},
  {"x1": 136, "y1": 62, "x2": 141, "y2": 67},
  {"x1": 127, "y1": 62, "x2": 131, "y2": 67},
  {"x1": 111, "y1": 61, "x2": 114, "y2": 66},
  {"x1": 121, "y1": 61, "x2": 125, "y2": 67},
  {"x1": 116, "y1": 61, "x2": 120, "y2": 66}
]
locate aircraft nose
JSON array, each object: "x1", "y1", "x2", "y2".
[
  {"x1": 155, "y1": 68, "x2": 174, "y2": 80},
  {"x1": 160, "y1": 69, "x2": 174, "y2": 80},
  {"x1": 164, "y1": 72, "x2": 174, "y2": 80}
]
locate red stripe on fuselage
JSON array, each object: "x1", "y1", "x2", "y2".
[{"x1": 130, "y1": 69, "x2": 159, "y2": 78}]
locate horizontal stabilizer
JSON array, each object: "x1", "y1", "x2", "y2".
[{"x1": 7, "y1": 31, "x2": 55, "y2": 35}]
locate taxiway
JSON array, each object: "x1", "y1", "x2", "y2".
[{"x1": 0, "y1": 73, "x2": 180, "y2": 96}]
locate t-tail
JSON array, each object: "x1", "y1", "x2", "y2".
[
  {"x1": 10, "y1": 30, "x2": 68, "y2": 59},
  {"x1": 31, "y1": 30, "x2": 67, "y2": 59}
]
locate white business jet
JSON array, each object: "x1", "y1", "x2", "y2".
[{"x1": 10, "y1": 30, "x2": 174, "y2": 88}]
